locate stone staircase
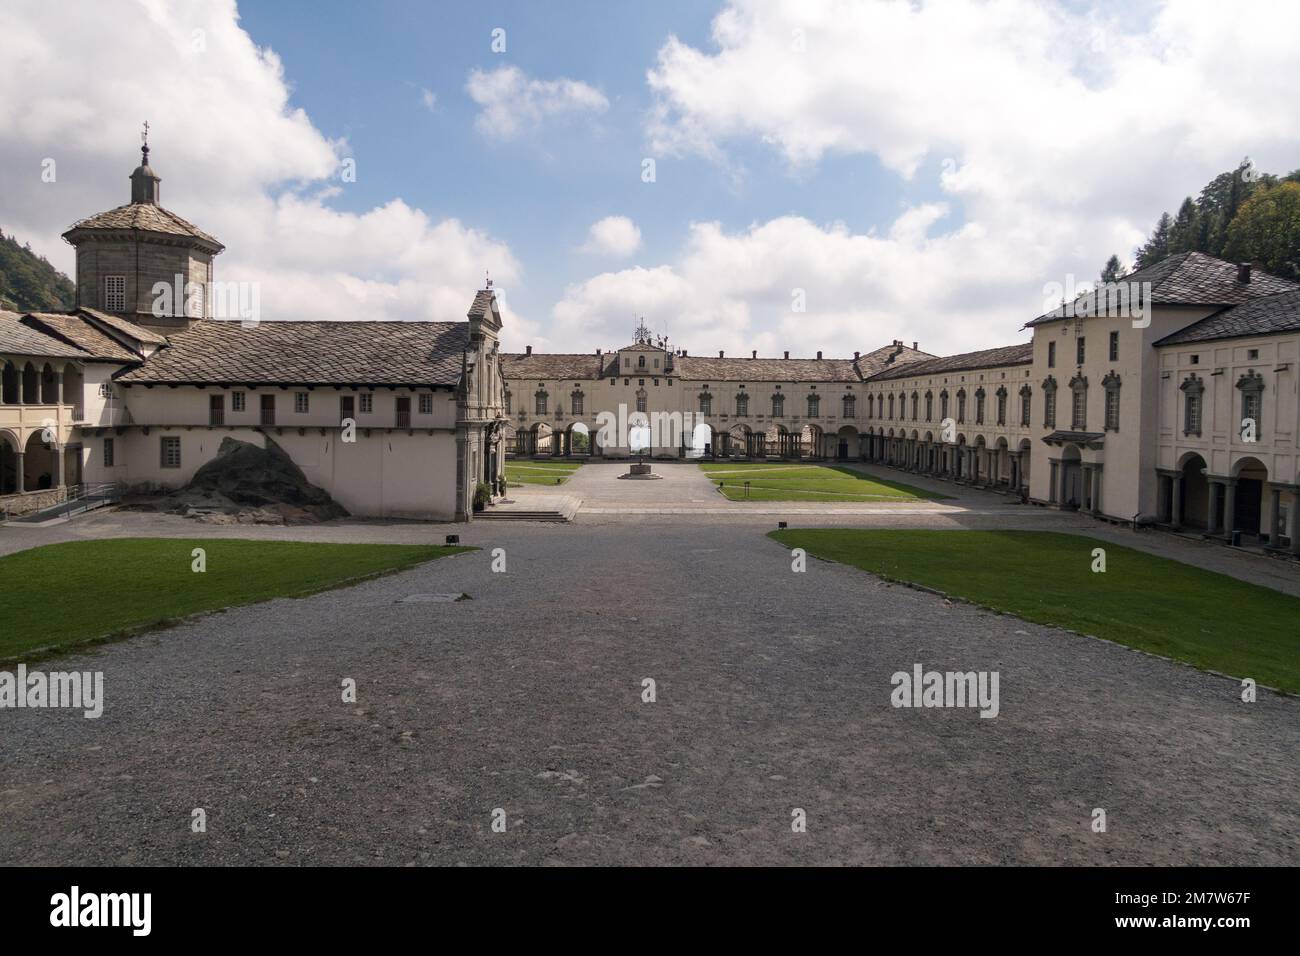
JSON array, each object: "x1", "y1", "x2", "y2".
[{"x1": 475, "y1": 494, "x2": 580, "y2": 522}]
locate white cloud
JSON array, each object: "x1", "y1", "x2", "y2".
[
  {"x1": 0, "y1": 0, "x2": 520, "y2": 326},
  {"x1": 419, "y1": 87, "x2": 437, "y2": 113},
  {"x1": 580, "y1": 216, "x2": 642, "y2": 257},
  {"x1": 632, "y1": 0, "x2": 1300, "y2": 354},
  {"x1": 466, "y1": 65, "x2": 609, "y2": 139}
]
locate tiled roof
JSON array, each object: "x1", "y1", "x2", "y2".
[
  {"x1": 23, "y1": 313, "x2": 142, "y2": 362},
  {"x1": 1156, "y1": 290, "x2": 1300, "y2": 346},
  {"x1": 674, "y1": 355, "x2": 861, "y2": 382},
  {"x1": 869, "y1": 342, "x2": 1033, "y2": 381},
  {"x1": 79, "y1": 307, "x2": 168, "y2": 345},
  {"x1": 117, "y1": 320, "x2": 468, "y2": 386},
  {"x1": 1027, "y1": 252, "x2": 1299, "y2": 326},
  {"x1": 0, "y1": 311, "x2": 88, "y2": 359},
  {"x1": 855, "y1": 343, "x2": 935, "y2": 378},
  {"x1": 63, "y1": 202, "x2": 223, "y2": 248},
  {"x1": 501, "y1": 352, "x2": 604, "y2": 381}
]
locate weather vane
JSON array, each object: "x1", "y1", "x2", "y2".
[{"x1": 633, "y1": 317, "x2": 651, "y2": 344}]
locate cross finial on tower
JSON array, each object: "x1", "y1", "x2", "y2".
[
  {"x1": 485, "y1": 269, "x2": 493, "y2": 290},
  {"x1": 141, "y1": 120, "x2": 150, "y2": 163}
]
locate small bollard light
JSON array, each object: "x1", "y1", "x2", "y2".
[
  {"x1": 778, "y1": 521, "x2": 788, "y2": 529},
  {"x1": 445, "y1": 534, "x2": 460, "y2": 545}
]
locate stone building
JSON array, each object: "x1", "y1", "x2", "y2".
[{"x1": 1, "y1": 146, "x2": 507, "y2": 521}]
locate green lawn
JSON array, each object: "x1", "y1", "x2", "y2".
[
  {"x1": 769, "y1": 528, "x2": 1300, "y2": 693},
  {"x1": 701, "y1": 461, "x2": 945, "y2": 502},
  {"x1": 0, "y1": 538, "x2": 471, "y2": 661},
  {"x1": 505, "y1": 459, "x2": 583, "y2": 486}
]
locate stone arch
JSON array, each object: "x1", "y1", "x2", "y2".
[
  {"x1": 728, "y1": 422, "x2": 755, "y2": 458},
  {"x1": 1, "y1": 360, "x2": 19, "y2": 404},
  {"x1": 800, "y1": 423, "x2": 824, "y2": 459},
  {"x1": 566, "y1": 420, "x2": 592, "y2": 456},
  {"x1": 40, "y1": 363, "x2": 58, "y2": 404},
  {"x1": 1177, "y1": 452, "x2": 1210, "y2": 530},
  {"x1": 23, "y1": 430, "x2": 57, "y2": 491},
  {"x1": 1231, "y1": 455, "x2": 1269, "y2": 537},
  {"x1": 0, "y1": 429, "x2": 19, "y2": 494},
  {"x1": 21, "y1": 362, "x2": 39, "y2": 403},
  {"x1": 835, "y1": 424, "x2": 859, "y2": 461}
]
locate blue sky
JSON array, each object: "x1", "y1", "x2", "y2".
[
  {"x1": 236, "y1": 0, "x2": 934, "y2": 341},
  {"x1": 2, "y1": 0, "x2": 1297, "y2": 357}
]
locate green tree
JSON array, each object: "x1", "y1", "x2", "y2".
[
  {"x1": 1223, "y1": 181, "x2": 1300, "y2": 280},
  {"x1": 1168, "y1": 196, "x2": 1199, "y2": 254},
  {"x1": 1099, "y1": 254, "x2": 1125, "y2": 284},
  {"x1": 1134, "y1": 212, "x2": 1173, "y2": 270}
]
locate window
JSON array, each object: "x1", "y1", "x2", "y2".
[
  {"x1": 974, "y1": 388, "x2": 986, "y2": 425},
  {"x1": 699, "y1": 392, "x2": 712, "y2": 416},
  {"x1": 1180, "y1": 374, "x2": 1204, "y2": 436},
  {"x1": 103, "y1": 275, "x2": 126, "y2": 312},
  {"x1": 340, "y1": 395, "x2": 355, "y2": 422},
  {"x1": 570, "y1": 391, "x2": 583, "y2": 416},
  {"x1": 842, "y1": 394, "x2": 856, "y2": 418},
  {"x1": 1247, "y1": 348, "x2": 1259, "y2": 360},
  {"x1": 504, "y1": 391, "x2": 512, "y2": 415},
  {"x1": 396, "y1": 396, "x2": 411, "y2": 428},
  {"x1": 209, "y1": 393, "x2": 224, "y2": 426},
  {"x1": 1076, "y1": 337, "x2": 1085, "y2": 365},
  {"x1": 940, "y1": 390, "x2": 950, "y2": 420},
  {"x1": 736, "y1": 393, "x2": 749, "y2": 416},
  {"x1": 1190, "y1": 354, "x2": 1199, "y2": 365},
  {"x1": 418, "y1": 393, "x2": 433, "y2": 415},
  {"x1": 636, "y1": 391, "x2": 647, "y2": 414},
  {"x1": 623, "y1": 357, "x2": 630, "y2": 368},
  {"x1": 1237, "y1": 370, "x2": 1264, "y2": 436},
  {"x1": 638, "y1": 356, "x2": 646, "y2": 369},
  {"x1": 925, "y1": 392, "x2": 933, "y2": 422},
  {"x1": 867, "y1": 394, "x2": 875, "y2": 418},
  {"x1": 260, "y1": 393, "x2": 275, "y2": 425},
  {"x1": 102, "y1": 437, "x2": 114, "y2": 468},
  {"x1": 888, "y1": 394, "x2": 895, "y2": 419},
  {"x1": 1109, "y1": 331, "x2": 1119, "y2": 362},
  {"x1": 1102, "y1": 372, "x2": 1121, "y2": 431},
  {"x1": 956, "y1": 389, "x2": 966, "y2": 424},
  {"x1": 232, "y1": 390, "x2": 246, "y2": 412},
  {"x1": 772, "y1": 393, "x2": 784, "y2": 417},
  {"x1": 910, "y1": 392, "x2": 918, "y2": 420},
  {"x1": 996, "y1": 387, "x2": 1007, "y2": 426},
  {"x1": 1019, "y1": 385, "x2": 1032, "y2": 427},
  {"x1": 160, "y1": 435, "x2": 181, "y2": 469},
  {"x1": 535, "y1": 390, "x2": 548, "y2": 415},
  {"x1": 295, "y1": 391, "x2": 309, "y2": 414},
  {"x1": 1042, "y1": 377, "x2": 1057, "y2": 428},
  {"x1": 807, "y1": 394, "x2": 819, "y2": 417},
  {"x1": 1069, "y1": 375, "x2": 1088, "y2": 430},
  {"x1": 1047, "y1": 341, "x2": 1056, "y2": 368},
  {"x1": 359, "y1": 393, "x2": 373, "y2": 414},
  {"x1": 653, "y1": 358, "x2": 660, "y2": 369}
]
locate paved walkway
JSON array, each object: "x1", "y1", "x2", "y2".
[{"x1": 0, "y1": 512, "x2": 1297, "y2": 865}]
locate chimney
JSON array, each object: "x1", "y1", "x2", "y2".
[
  {"x1": 596, "y1": 348, "x2": 602, "y2": 355},
  {"x1": 816, "y1": 351, "x2": 823, "y2": 360},
  {"x1": 752, "y1": 350, "x2": 757, "y2": 359},
  {"x1": 682, "y1": 349, "x2": 687, "y2": 357},
  {"x1": 854, "y1": 351, "x2": 860, "y2": 360},
  {"x1": 525, "y1": 345, "x2": 532, "y2": 355},
  {"x1": 719, "y1": 350, "x2": 725, "y2": 358},
  {"x1": 784, "y1": 351, "x2": 790, "y2": 360},
  {"x1": 912, "y1": 342, "x2": 918, "y2": 351},
  {"x1": 1238, "y1": 262, "x2": 1252, "y2": 283}
]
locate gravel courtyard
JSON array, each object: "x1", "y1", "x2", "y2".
[{"x1": 1, "y1": 492, "x2": 1297, "y2": 865}]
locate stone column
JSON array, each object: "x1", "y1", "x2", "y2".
[
  {"x1": 14, "y1": 451, "x2": 24, "y2": 493},
  {"x1": 1269, "y1": 488, "x2": 1282, "y2": 545},
  {"x1": 51, "y1": 444, "x2": 63, "y2": 488},
  {"x1": 1171, "y1": 475, "x2": 1183, "y2": 529},
  {"x1": 1091, "y1": 465, "x2": 1102, "y2": 516},
  {"x1": 1207, "y1": 480, "x2": 1221, "y2": 534},
  {"x1": 1289, "y1": 489, "x2": 1300, "y2": 555},
  {"x1": 55, "y1": 369, "x2": 65, "y2": 405},
  {"x1": 1222, "y1": 479, "x2": 1237, "y2": 541},
  {"x1": 1048, "y1": 459, "x2": 1059, "y2": 504}
]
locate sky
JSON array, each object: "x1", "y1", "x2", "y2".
[{"x1": 2, "y1": 0, "x2": 1299, "y2": 358}]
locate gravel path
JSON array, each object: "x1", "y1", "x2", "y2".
[{"x1": 1, "y1": 518, "x2": 1296, "y2": 866}]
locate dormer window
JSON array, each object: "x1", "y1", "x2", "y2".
[{"x1": 103, "y1": 275, "x2": 126, "y2": 312}]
